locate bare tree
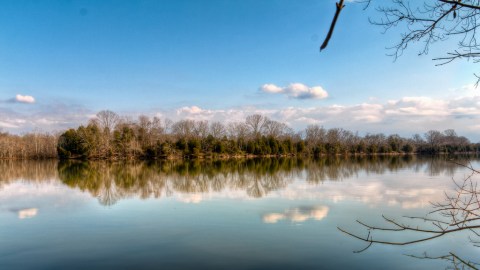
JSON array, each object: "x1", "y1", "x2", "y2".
[
  {"x1": 96, "y1": 110, "x2": 119, "y2": 133},
  {"x1": 263, "y1": 119, "x2": 288, "y2": 138},
  {"x1": 210, "y1": 122, "x2": 226, "y2": 139},
  {"x1": 150, "y1": 116, "x2": 168, "y2": 143},
  {"x1": 323, "y1": 0, "x2": 480, "y2": 83},
  {"x1": 171, "y1": 119, "x2": 195, "y2": 139},
  {"x1": 369, "y1": 1, "x2": 480, "y2": 65},
  {"x1": 227, "y1": 122, "x2": 250, "y2": 140},
  {"x1": 305, "y1": 125, "x2": 327, "y2": 145},
  {"x1": 245, "y1": 114, "x2": 268, "y2": 138},
  {"x1": 136, "y1": 115, "x2": 152, "y2": 148},
  {"x1": 193, "y1": 120, "x2": 209, "y2": 139},
  {"x1": 425, "y1": 129, "x2": 444, "y2": 149}
]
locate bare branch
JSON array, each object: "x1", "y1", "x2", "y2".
[
  {"x1": 321, "y1": 0, "x2": 346, "y2": 51},
  {"x1": 364, "y1": 0, "x2": 480, "y2": 82},
  {"x1": 339, "y1": 162, "x2": 480, "y2": 268}
]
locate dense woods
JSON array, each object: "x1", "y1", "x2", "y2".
[{"x1": 1, "y1": 110, "x2": 479, "y2": 160}]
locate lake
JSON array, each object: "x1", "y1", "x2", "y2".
[{"x1": 1, "y1": 156, "x2": 479, "y2": 269}]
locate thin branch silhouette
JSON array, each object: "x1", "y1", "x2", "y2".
[
  {"x1": 321, "y1": 0, "x2": 345, "y2": 51},
  {"x1": 339, "y1": 161, "x2": 480, "y2": 268}
]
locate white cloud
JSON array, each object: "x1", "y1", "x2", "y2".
[
  {"x1": 385, "y1": 97, "x2": 449, "y2": 116},
  {"x1": 1, "y1": 87, "x2": 480, "y2": 141},
  {"x1": 261, "y1": 84, "x2": 283, "y2": 93},
  {"x1": 0, "y1": 121, "x2": 19, "y2": 128},
  {"x1": 162, "y1": 94, "x2": 480, "y2": 141},
  {"x1": 15, "y1": 94, "x2": 35, "y2": 104},
  {"x1": 177, "y1": 106, "x2": 204, "y2": 114},
  {"x1": 260, "y1": 83, "x2": 329, "y2": 100},
  {"x1": 450, "y1": 84, "x2": 480, "y2": 97},
  {"x1": 0, "y1": 102, "x2": 93, "y2": 133}
]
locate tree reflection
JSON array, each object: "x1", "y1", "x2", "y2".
[
  {"x1": 57, "y1": 158, "x2": 297, "y2": 204},
  {"x1": 0, "y1": 160, "x2": 57, "y2": 185},
  {"x1": 1, "y1": 155, "x2": 479, "y2": 206}
]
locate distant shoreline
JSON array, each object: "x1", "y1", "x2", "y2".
[
  {"x1": 1, "y1": 151, "x2": 479, "y2": 161},
  {"x1": 1, "y1": 112, "x2": 479, "y2": 160}
]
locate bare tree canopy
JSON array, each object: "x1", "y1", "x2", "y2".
[
  {"x1": 245, "y1": 114, "x2": 268, "y2": 138},
  {"x1": 369, "y1": 1, "x2": 480, "y2": 62},
  {"x1": 96, "y1": 110, "x2": 119, "y2": 133},
  {"x1": 322, "y1": 0, "x2": 480, "y2": 82}
]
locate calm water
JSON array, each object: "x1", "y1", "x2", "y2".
[{"x1": 1, "y1": 156, "x2": 479, "y2": 269}]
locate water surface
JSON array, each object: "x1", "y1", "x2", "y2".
[{"x1": 1, "y1": 156, "x2": 479, "y2": 269}]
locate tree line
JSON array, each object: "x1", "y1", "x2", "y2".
[
  {"x1": 0, "y1": 110, "x2": 479, "y2": 160},
  {"x1": 56, "y1": 111, "x2": 480, "y2": 159},
  {"x1": 0, "y1": 131, "x2": 57, "y2": 159}
]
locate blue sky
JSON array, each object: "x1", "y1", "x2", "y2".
[{"x1": 0, "y1": 0, "x2": 479, "y2": 140}]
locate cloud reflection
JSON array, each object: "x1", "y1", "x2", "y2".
[
  {"x1": 263, "y1": 206, "x2": 329, "y2": 224},
  {"x1": 0, "y1": 157, "x2": 477, "y2": 209},
  {"x1": 18, "y1": 208, "x2": 38, "y2": 219},
  {"x1": 176, "y1": 194, "x2": 204, "y2": 204}
]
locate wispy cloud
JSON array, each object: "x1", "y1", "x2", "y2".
[
  {"x1": 176, "y1": 105, "x2": 205, "y2": 115},
  {"x1": 162, "y1": 95, "x2": 480, "y2": 140},
  {"x1": 1, "y1": 85, "x2": 480, "y2": 141},
  {"x1": 260, "y1": 83, "x2": 329, "y2": 100},
  {"x1": 0, "y1": 102, "x2": 93, "y2": 132}
]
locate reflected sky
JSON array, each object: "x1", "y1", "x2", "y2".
[
  {"x1": 0, "y1": 156, "x2": 479, "y2": 269},
  {"x1": 17, "y1": 208, "x2": 38, "y2": 219},
  {"x1": 263, "y1": 205, "x2": 329, "y2": 224}
]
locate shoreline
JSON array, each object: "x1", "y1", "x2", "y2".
[{"x1": 1, "y1": 151, "x2": 479, "y2": 161}]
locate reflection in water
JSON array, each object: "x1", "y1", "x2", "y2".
[
  {"x1": 0, "y1": 160, "x2": 58, "y2": 184},
  {"x1": 1, "y1": 156, "x2": 479, "y2": 270},
  {"x1": 17, "y1": 208, "x2": 38, "y2": 219},
  {"x1": 57, "y1": 159, "x2": 295, "y2": 205},
  {"x1": 0, "y1": 155, "x2": 478, "y2": 206},
  {"x1": 263, "y1": 205, "x2": 329, "y2": 224}
]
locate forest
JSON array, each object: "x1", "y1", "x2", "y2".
[{"x1": 0, "y1": 110, "x2": 478, "y2": 160}]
